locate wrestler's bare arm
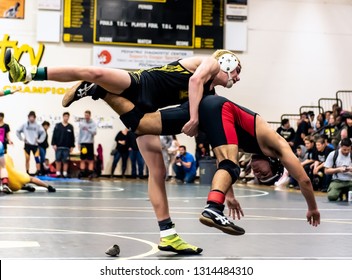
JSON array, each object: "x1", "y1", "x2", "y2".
[
  {"x1": 181, "y1": 57, "x2": 219, "y2": 136},
  {"x1": 256, "y1": 116, "x2": 320, "y2": 220}
]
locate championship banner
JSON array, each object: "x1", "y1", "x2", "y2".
[{"x1": 93, "y1": 46, "x2": 193, "y2": 70}]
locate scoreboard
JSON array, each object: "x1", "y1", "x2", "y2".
[{"x1": 63, "y1": 0, "x2": 224, "y2": 49}]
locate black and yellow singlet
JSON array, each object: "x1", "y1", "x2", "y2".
[{"x1": 121, "y1": 61, "x2": 215, "y2": 113}]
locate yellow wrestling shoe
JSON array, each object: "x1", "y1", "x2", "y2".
[
  {"x1": 158, "y1": 234, "x2": 203, "y2": 255},
  {"x1": 4, "y1": 49, "x2": 32, "y2": 83}
]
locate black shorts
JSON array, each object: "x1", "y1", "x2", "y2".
[
  {"x1": 160, "y1": 102, "x2": 190, "y2": 135},
  {"x1": 24, "y1": 144, "x2": 40, "y2": 157},
  {"x1": 120, "y1": 61, "x2": 215, "y2": 114},
  {"x1": 80, "y1": 143, "x2": 94, "y2": 160}
]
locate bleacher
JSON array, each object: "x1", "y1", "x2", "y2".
[{"x1": 268, "y1": 90, "x2": 352, "y2": 130}]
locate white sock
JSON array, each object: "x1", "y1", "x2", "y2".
[
  {"x1": 63, "y1": 171, "x2": 68, "y2": 177},
  {"x1": 56, "y1": 171, "x2": 61, "y2": 176}
]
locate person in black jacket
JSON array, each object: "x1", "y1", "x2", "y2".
[
  {"x1": 276, "y1": 119, "x2": 295, "y2": 149},
  {"x1": 111, "y1": 128, "x2": 130, "y2": 178},
  {"x1": 52, "y1": 112, "x2": 75, "y2": 178}
]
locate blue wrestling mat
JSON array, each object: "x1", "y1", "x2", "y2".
[{"x1": 35, "y1": 176, "x2": 87, "y2": 182}]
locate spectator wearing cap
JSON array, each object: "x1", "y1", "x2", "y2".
[{"x1": 16, "y1": 111, "x2": 46, "y2": 175}]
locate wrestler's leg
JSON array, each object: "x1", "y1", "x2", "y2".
[
  {"x1": 29, "y1": 177, "x2": 56, "y2": 192},
  {"x1": 5, "y1": 49, "x2": 131, "y2": 94},
  {"x1": 211, "y1": 145, "x2": 238, "y2": 193},
  {"x1": 137, "y1": 135, "x2": 202, "y2": 254}
]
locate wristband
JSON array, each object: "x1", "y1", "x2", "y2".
[{"x1": 4, "y1": 89, "x2": 12, "y2": 95}]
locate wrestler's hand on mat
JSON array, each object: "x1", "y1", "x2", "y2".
[
  {"x1": 306, "y1": 209, "x2": 320, "y2": 227},
  {"x1": 181, "y1": 119, "x2": 199, "y2": 137},
  {"x1": 226, "y1": 197, "x2": 244, "y2": 220}
]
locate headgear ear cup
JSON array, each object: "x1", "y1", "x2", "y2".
[
  {"x1": 218, "y1": 53, "x2": 239, "y2": 88},
  {"x1": 218, "y1": 53, "x2": 239, "y2": 73}
]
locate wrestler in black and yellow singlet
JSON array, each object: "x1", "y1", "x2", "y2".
[{"x1": 121, "y1": 61, "x2": 215, "y2": 113}]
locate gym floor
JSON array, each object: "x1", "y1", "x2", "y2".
[{"x1": 0, "y1": 179, "x2": 351, "y2": 260}]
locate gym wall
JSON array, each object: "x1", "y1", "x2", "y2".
[{"x1": 0, "y1": 0, "x2": 352, "y2": 174}]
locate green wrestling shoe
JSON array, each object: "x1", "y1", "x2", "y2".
[
  {"x1": 158, "y1": 234, "x2": 203, "y2": 255},
  {"x1": 4, "y1": 49, "x2": 31, "y2": 83}
]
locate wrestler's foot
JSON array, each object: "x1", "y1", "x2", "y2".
[
  {"x1": 1, "y1": 185, "x2": 13, "y2": 194},
  {"x1": 47, "y1": 185, "x2": 56, "y2": 192},
  {"x1": 105, "y1": 244, "x2": 120, "y2": 257},
  {"x1": 22, "y1": 185, "x2": 36, "y2": 192},
  {"x1": 62, "y1": 81, "x2": 97, "y2": 107},
  {"x1": 4, "y1": 49, "x2": 33, "y2": 83},
  {"x1": 199, "y1": 205, "x2": 245, "y2": 236},
  {"x1": 158, "y1": 234, "x2": 203, "y2": 255}
]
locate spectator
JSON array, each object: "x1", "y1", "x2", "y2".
[
  {"x1": 312, "y1": 136, "x2": 334, "y2": 191},
  {"x1": 195, "y1": 131, "x2": 210, "y2": 169},
  {"x1": 173, "y1": 145, "x2": 196, "y2": 184},
  {"x1": 276, "y1": 119, "x2": 295, "y2": 149},
  {"x1": 167, "y1": 135, "x2": 180, "y2": 178},
  {"x1": 0, "y1": 112, "x2": 13, "y2": 154},
  {"x1": 52, "y1": 112, "x2": 75, "y2": 178},
  {"x1": 78, "y1": 110, "x2": 97, "y2": 179},
  {"x1": 160, "y1": 135, "x2": 173, "y2": 180},
  {"x1": 323, "y1": 114, "x2": 339, "y2": 147},
  {"x1": 324, "y1": 138, "x2": 352, "y2": 201},
  {"x1": 324, "y1": 111, "x2": 332, "y2": 126},
  {"x1": 307, "y1": 111, "x2": 315, "y2": 134},
  {"x1": 315, "y1": 113, "x2": 325, "y2": 131},
  {"x1": 128, "y1": 131, "x2": 144, "y2": 179},
  {"x1": 39, "y1": 121, "x2": 50, "y2": 175},
  {"x1": 16, "y1": 111, "x2": 46, "y2": 175},
  {"x1": 111, "y1": 128, "x2": 129, "y2": 178},
  {"x1": 294, "y1": 112, "x2": 311, "y2": 150},
  {"x1": 340, "y1": 113, "x2": 352, "y2": 141}
]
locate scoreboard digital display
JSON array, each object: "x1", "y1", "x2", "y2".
[{"x1": 63, "y1": 0, "x2": 224, "y2": 49}]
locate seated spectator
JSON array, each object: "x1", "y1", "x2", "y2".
[
  {"x1": 324, "y1": 138, "x2": 352, "y2": 201},
  {"x1": 173, "y1": 145, "x2": 196, "y2": 184},
  {"x1": 323, "y1": 114, "x2": 340, "y2": 148},
  {"x1": 324, "y1": 111, "x2": 332, "y2": 126},
  {"x1": 276, "y1": 119, "x2": 295, "y2": 149},
  {"x1": 315, "y1": 113, "x2": 325, "y2": 131},
  {"x1": 293, "y1": 112, "x2": 311, "y2": 150},
  {"x1": 340, "y1": 112, "x2": 352, "y2": 141},
  {"x1": 290, "y1": 136, "x2": 316, "y2": 189},
  {"x1": 312, "y1": 137, "x2": 334, "y2": 191},
  {"x1": 275, "y1": 144, "x2": 308, "y2": 189},
  {"x1": 306, "y1": 111, "x2": 315, "y2": 134}
]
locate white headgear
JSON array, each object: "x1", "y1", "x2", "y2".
[
  {"x1": 218, "y1": 53, "x2": 239, "y2": 88},
  {"x1": 218, "y1": 53, "x2": 239, "y2": 73}
]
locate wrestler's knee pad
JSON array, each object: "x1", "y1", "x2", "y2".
[
  {"x1": 218, "y1": 159, "x2": 240, "y2": 184},
  {"x1": 120, "y1": 107, "x2": 145, "y2": 132}
]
